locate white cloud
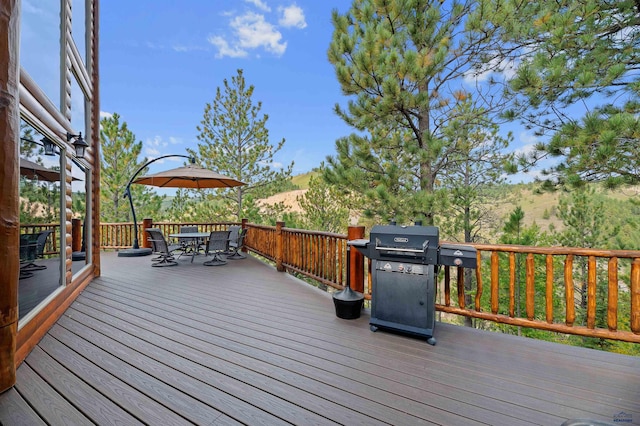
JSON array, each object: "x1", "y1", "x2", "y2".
[
  {"x1": 232, "y1": 12, "x2": 286, "y2": 56},
  {"x1": 145, "y1": 147, "x2": 161, "y2": 157},
  {"x1": 511, "y1": 132, "x2": 539, "y2": 157},
  {"x1": 146, "y1": 136, "x2": 168, "y2": 149},
  {"x1": 172, "y1": 44, "x2": 207, "y2": 53},
  {"x1": 210, "y1": 3, "x2": 308, "y2": 58},
  {"x1": 463, "y1": 56, "x2": 517, "y2": 84},
  {"x1": 99, "y1": 111, "x2": 113, "y2": 119},
  {"x1": 244, "y1": 0, "x2": 271, "y2": 12},
  {"x1": 208, "y1": 35, "x2": 248, "y2": 58},
  {"x1": 279, "y1": 4, "x2": 306, "y2": 29},
  {"x1": 258, "y1": 160, "x2": 284, "y2": 169}
]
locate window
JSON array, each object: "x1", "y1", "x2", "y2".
[{"x1": 20, "y1": 1, "x2": 62, "y2": 108}]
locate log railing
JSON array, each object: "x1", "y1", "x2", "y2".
[
  {"x1": 438, "y1": 243, "x2": 640, "y2": 343},
  {"x1": 99, "y1": 220, "x2": 239, "y2": 249},
  {"x1": 282, "y1": 226, "x2": 348, "y2": 289},
  {"x1": 41, "y1": 220, "x2": 640, "y2": 343},
  {"x1": 19, "y1": 223, "x2": 59, "y2": 256},
  {"x1": 244, "y1": 222, "x2": 277, "y2": 262}
]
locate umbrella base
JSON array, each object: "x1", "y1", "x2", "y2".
[{"x1": 118, "y1": 248, "x2": 153, "y2": 257}]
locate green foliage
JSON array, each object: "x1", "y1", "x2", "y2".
[
  {"x1": 489, "y1": 0, "x2": 640, "y2": 187},
  {"x1": 191, "y1": 69, "x2": 294, "y2": 222},
  {"x1": 19, "y1": 180, "x2": 61, "y2": 224},
  {"x1": 19, "y1": 123, "x2": 62, "y2": 225},
  {"x1": 298, "y1": 169, "x2": 351, "y2": 233},
  {"x1": 99, "y1": 113, "x2": 165, "y2": 222},
  {"x1": 326, "y1": 0, "x2": 515, "y2": 226},
  {"x1": 556, "y1": 187, "x2": 611, "y2": 249},
  {"x1": 290, "y1": 171, "x2": 318, "y2": 190},
  {"x1": 437, "y1": 98, "x2": 514, "y2": 243}
]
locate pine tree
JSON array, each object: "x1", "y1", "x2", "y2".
[
  {"x1": 487, "y1": 0, "x2": 640, "y2": 187},
  {"x1": 298, "y1": 169, "x2": 351, "y2": 233},
  {"x1": 325, "y1": 0, "x2": 514, "y2": 225},
  {"x1": 100, "y1": 113, "x2": 163, "y2": 222},
  {"x1": 438, "y1": 98, "x2": 513, "y2": 243},
  {"x1": 192, "y1": 69, "x2": 293, "y2": 222}
]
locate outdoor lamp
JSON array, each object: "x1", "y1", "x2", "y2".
[
  {"x1": 41, "y1": 137, "x2": 56, "y2": 156},
  {"x1": 20, "y1": 136, "x2": 58, "y2": 155},
  {"x1": 67, "y1": 132, "x2": 88, "y2": 158}
]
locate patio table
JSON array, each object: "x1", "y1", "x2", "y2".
[{"x1": 169, "y1": 232, "x2": 209, "y2": 263}]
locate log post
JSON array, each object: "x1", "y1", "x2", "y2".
[
  {"x1": 347, "y1": 226, "x2": 365, "y2": 293},
  {"x1": 565, "y1": 254, "x2": 575, "y2": 326},
  {"x1": 0, "y1": 0, "x2": 20, "y2": 393},
  {"x1": 275, "y1": 221, "x2": 285, "y2": 272},
  {"x1": 490, "y1": 252, "x2": 499, "y2": 314},
  {"x1": 526, "y1": 253, "x2": 535, "y2": 320},
  {"x1": 72, "y1": 218, "x2": 82, "y2": 252},
  {"x1": 631, "y1": 258, "x2": 640, "y2": 334},
  {"x1": 607, "y1": 257, "x2": 618, "y2": 332},
  {"x1": 141, "y1": 218, "x2": 153, "y2": 249}
]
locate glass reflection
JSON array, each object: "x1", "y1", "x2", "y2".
[
  {"x1": 19, "y1": 120, "x2": 63, "y2": 322},
  {"x1": 72, "y1": 0, "x2": 86, "y2": 65},
  {"x1": 20, "y1": 1, "x2": 62, "y2": 108},
  {"x1": 70, "y1": 75, "x2": 86, "y2": 132},
  {"x1": 71, "y1": 160, "x2": 90, "y2": 273},
  {"x1": 70, "y1": 73, "x2": 91, "y2": 275}
]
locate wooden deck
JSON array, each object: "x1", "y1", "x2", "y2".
[{"x1": 1, "y1": 251, "x2": 639, "y2": 425}]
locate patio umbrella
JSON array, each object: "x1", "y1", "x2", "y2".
[
  {"x1": 132, "y1": 163, "x2": 245, "y2": 189},
  {"x1": 20, "y1": 158, "x2": 62, "y2": 182},
  {"x1": 120, "y1": 156, "x2": 245, "y2": 257}
]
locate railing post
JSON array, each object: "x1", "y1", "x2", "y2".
[
  {"x1": 142, "y1": 218, "x2": 153, "y2": 249},
  {"x1": 348, "y1": 226, "x2": 365, "y2": 293},
  {"x1": 276, "y1": 221, "x2": 285, "y2": 272},
  {"x1": 72, "y1": 218, "x2": 82, "y2": 252}
]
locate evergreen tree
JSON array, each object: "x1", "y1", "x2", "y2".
[
  {"x1": 325, "y1": 0, "x2": 515, "y2": 226},
  {"x1": 19, "y1": 125, "x2": 61, "y2": 224},
  {"x1": 556, "y1": 187, "x2": 617, "y2": 349},
  {"x1": 439, "y1": 98, "x2": 513, "y2": 243},
  {"x1": 100, "y1": 113, "x2": 164, "y2": 222},
  {"x1": 298, "y1": 168, "x2": 351, "y2": 233},
  {"x1": 486, "y1": 0, "x2": 640, "y2": 187},
  {"x1": 192, "y1": 69, "x2": 294, "y2": 221}
]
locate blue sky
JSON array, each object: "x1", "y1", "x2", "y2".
[
  {"x1": 100, "y1": 0, "x2": 540, "y2": 181},
  {"x1": 100, "y1": 0, "x2": 356, "y2": 176}
]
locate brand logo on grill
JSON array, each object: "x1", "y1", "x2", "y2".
[{"x1": 394, "y1": 237, "x2": 409, "y2": 243}]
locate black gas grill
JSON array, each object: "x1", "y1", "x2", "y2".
[{"x1": 349, "y1": 224, "x2": 476, "y2": 345}]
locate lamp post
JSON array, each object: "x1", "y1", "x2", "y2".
[{"x1": 117, "y1": 154, "x2": 195, "y2": 257}]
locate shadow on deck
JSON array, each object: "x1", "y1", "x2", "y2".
[{"x1": 1, "y1": 251, "x2": 639, "y2": 425}]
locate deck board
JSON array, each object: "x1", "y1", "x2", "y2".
[{"x1": 1, "y1": 252, "x2": 639, "y2": 425}]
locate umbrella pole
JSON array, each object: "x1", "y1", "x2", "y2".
[
  {"x1": 127, "y1": 187, "x2": 140, "y2": 249},
  {"x1": 118, "y1": 154, "x2": 194, "y2": 257}
]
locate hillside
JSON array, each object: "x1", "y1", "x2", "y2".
[{"x1": 261, "y1": 178, "x2": 640, "y2": 235}]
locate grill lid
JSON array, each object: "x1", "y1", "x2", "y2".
[{"x1": 369, "y1": 224, "x2": 439, "y2": 264}]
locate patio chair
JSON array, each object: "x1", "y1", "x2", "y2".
[
  {"x1": 146, "y1": 228, "x2": 167, "y2": 262},
  {"x1": 226, "y1": 228, "x2": 247, "y2": 260},
  {"x1": 203, "y1": 230, "x2": 230, "y2": 266},
  {"x1": 20, "y1": 230, "x2": 52, "y2": 271},
  {"x1": 223, "y1": 225, "x2": 240, "y2": 255},
  {"x1": 145, "y1": 228, "x2": 180, "y2": 267},
  {"x1": 177, "y1": 225, "x2": 202, "y2": 259},
  {"x1": 224, "y1": 225, "x2": 242, "y2": 256}
]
